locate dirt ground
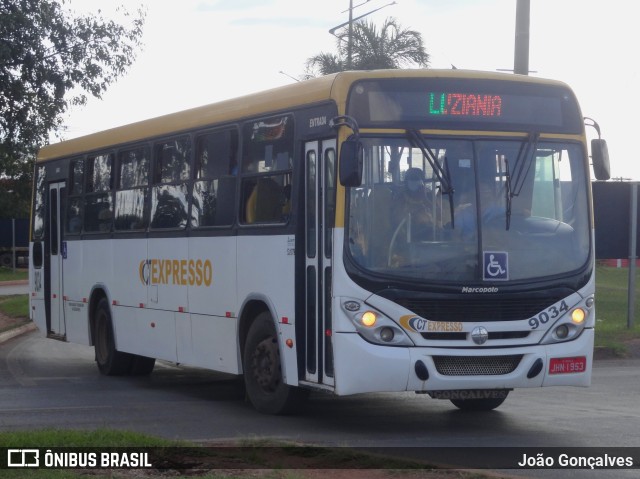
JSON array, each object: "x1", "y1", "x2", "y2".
[{"x1": 0, "y1": 311, "x2": 31, "y2": 335}]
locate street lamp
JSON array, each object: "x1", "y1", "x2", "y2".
[{"x1": 329, "y1": 0, "x2": 397, "y2": 69}]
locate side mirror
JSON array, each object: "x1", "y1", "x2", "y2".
[
  {"x1": 339, "y1": 137, "x2": 363, "y2": 187},
  {"x1": 591, "y1": 138, "x2": 610, "y2": 181}
]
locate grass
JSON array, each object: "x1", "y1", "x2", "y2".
[
  {"x1": 594, "y1": 264, "x2": 640, "y2": 354},
  {"x1": 0, "y1": 266, "x2": 28, "y2": 282},
  {"x1": 0, "y1": 428, "x2": 176, "y2": 448},
  {"x1": 0, "y1": 294, "x2": 29, "y2": 319}
]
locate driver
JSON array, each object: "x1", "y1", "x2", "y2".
[{"x1": 395, "y1": 167, "x2": 435, "y2": 240}]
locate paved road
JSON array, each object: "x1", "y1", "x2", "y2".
[
  {"x1": 0, "y1": 280, "x2": 28, "y2": 296},
  {"x1": 0, "y1": 331, "x2": 638, "y2": 477}
]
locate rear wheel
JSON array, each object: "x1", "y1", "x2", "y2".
[
  {"x1": 243, "y1": 312, "x2": 307, "y2": 414},
  {"x1": 94, "y1": 298, "x2": 133, "y2": 376},
  {"x1": 450, "y1": 392, "x2": 508, "y2": 411}
]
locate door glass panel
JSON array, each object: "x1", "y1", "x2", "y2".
[{"x1": 50, "y1": 189, "x2": 58, "y2": 255}]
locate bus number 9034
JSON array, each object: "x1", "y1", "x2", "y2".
[{"x1": 528, "y1": 301, "x2": 569, "y2": 329}]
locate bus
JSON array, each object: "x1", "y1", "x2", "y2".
[{"x1": 29, "y1": 70, "x2": 610, "y2": 414}]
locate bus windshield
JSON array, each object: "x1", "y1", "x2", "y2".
[{"x1": 346, "y1": 135, "x2": 590, "y2": 283}]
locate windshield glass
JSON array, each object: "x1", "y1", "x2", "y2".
[{"x1": 346, "y1": 136, "x2": 589, "y2": 283}]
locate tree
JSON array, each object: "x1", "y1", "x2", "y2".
[
  {"x1": 0, "y1": 0, "x2": 146, "y2": 217},
  {"x1": 305, "y1": 17, "x2": 429, "y2": 78}
]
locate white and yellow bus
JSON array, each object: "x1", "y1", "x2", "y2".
[{"x1": 29, "y1": 70, "x2": 610, "y2": 414}]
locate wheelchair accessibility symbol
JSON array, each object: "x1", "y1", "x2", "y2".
[{"x1": 483, "y1": 251, "x2": 508, "y2": 281}]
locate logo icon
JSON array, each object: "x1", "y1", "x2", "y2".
[
  {"x1": 7, "y1": 449, "x2": 40, "y2": 468},
  {"x1": 483, "y1": 251, "x2": 508, "y2": 281},
  {"x1": 471, "y1": 326, "x2": 489, "y2": 345}
]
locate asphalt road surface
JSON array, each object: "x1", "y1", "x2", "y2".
[
  {"x1": 0, "y1": 281, "x2": 29, "y2": 296},
  {"x1": 1, "y1": 331, "x2": 638, "y2": 478}
]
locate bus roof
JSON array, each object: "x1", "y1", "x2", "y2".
[{"x1": 37, "y1": 69, "x2": 569, "y2": 162}]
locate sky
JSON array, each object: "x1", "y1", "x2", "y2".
[{"x1": 61, "y1": 0, "x2": 638, "y2": 180}]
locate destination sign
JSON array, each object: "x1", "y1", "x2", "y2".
[{"x1": 347, "y1": 77, "x2": 583, "y2": 133}]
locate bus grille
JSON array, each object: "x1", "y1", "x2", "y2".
[
  {"x1": 396, "y1": 295, "x2": 566, "y2": 322},
  {"x1": 433, "y1": 355, "x2": 522, "y2": 376}
]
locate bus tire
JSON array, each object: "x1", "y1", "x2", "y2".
[
  {"x1": 450, "y1": 393, "x2": 508, "y2": 412},
  {"x1": 129, "y1": 355, "x2": 156, "y2": 376},
  {"x1": 243, "y1": 312, "x2": 307, "y2": 415},
  {"x1": 94, "y1": 298, "x2": 133, "y2": 376}
]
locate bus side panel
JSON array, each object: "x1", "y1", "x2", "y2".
[
  {"x1": 82, "y1": 239, "x2": 114, "y2": 296},
  {"x1": 111, "y1": 238, "x2": 148, "y2": 308},
  {"x1": 188, "y1": 236, "x2": 237, "y2": 317},
  {"x1": 191, "y1": 313, "x2": 241, "y2": 373},
  {"x1": 147, "y1": 238, "x2": 188, "y2": 312},
  {"x1": 114, "y1": 307, "x2": 178, "y2": 363},
  {"x1": 237, "y1": 233, "x2": 298, "y2": 384},
  {"x1": 187, "y1": 236, "x2": 238, "y2": 370}
]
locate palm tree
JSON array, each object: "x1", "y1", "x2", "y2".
[{"x1": 305, "y1": 17, "x2": 429, "y2": 77}]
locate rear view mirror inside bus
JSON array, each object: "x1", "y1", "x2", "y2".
[
  {"x1": 591, "y1": 138, "x2": 610, "y2": 180},
  {"x1": 339, "y1": 138, "x2": 363, "y2": 187}
]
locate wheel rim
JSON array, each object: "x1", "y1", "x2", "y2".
[{"x1": 250, "y1": 336, "x2": 281, "y2": 393}]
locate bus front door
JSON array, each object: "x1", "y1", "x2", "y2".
[
  {"x1": 45, "y1": 182, "x2": 66, "y2": 339},
  {"x1": 304, "y1": 140, "x2": 336, "y2": 388}
]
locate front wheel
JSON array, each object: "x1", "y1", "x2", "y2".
[
  {"x1": 243, "y1": 312, "x2": 307, "y2": 414},
  {"x1": 450, "y1": 392, "x2": 508, "y2": 411}
]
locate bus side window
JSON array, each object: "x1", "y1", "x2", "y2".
[
  {"x1": 84, "y1": 153, "x2": 114, "y2": 233},
  {"x1": 192, "y1": 129, "x2": 238, "y2": 228},
  {"x1": 150, "y1": 138, "x2": 190, "y2": 230},
  {"x1": 240, "y1": 115, "x2": 293, "y2": 225},
  {"x1": 66, "y1": 159, "x2": 84, "y2": 235},
  {"x1": 245, "y1": 177, "x2": 285, "y2": 223},
  {"x1": 115, "y1": 146, "x2": 150, "y2": 231}
]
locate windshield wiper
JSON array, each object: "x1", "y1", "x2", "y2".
[
  {"x1": 407, "y1": 129, "x2": 455, "y2": 228},
  {"x1": 505, "y1": 132, "x2": 540, "y2": 230}
]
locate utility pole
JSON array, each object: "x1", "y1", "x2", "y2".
[
  {"x1": 329, "y1": 1, "x2": 397, "y2": 70},
  {"x1": 347, "y1": 0, "x2": 354, "y2": 69},
  {"x1": 514, "y1": 0, "x2": 530, "y2": 75}
]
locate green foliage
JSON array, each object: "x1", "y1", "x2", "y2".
[
  {"x1": 594, "y1": 265, "x2": 640, "y2": 353},
  {"x1": 0, "y1": 294, "x2": 28, "y2": 318},
  {"x1": 0, "y1": 0, "x2": 146, "y2": 217},
  {"x1": 0, "y1": 428, "x2": 177, "y2": 447},
  {"x1": 305, "y1": 17, "x2": 429, "y2": 78},
  {"x1": 0, "y1": 266, "x2": 28, "y2": 281}
]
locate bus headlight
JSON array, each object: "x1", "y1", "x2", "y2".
[
  {"x1": 571, "y1": 308, "x2": 586, "y2": 324},
  {"x1": 541, "y1": 306, "x2": 589, "y2": 344},
  {"x1": 342, "y1": 300, "x2": 414, "y2": 346},
  {"x1": 555, "y1": 324, "x2": 570, "y2": 339},
  {"x1": 379, "y1": 327, "x2": 395, "y2": 342},
  {"x1": 361, "y1": 311, "x2": 377, "y2": 327}
]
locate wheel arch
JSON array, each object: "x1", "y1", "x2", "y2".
[{"x1": 238, "y1": 295, "x2": 279, "y2": 360}]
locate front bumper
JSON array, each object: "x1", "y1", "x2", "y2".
[{"x1": 332, "y1": 328, "x2": 593, "y2": 396}]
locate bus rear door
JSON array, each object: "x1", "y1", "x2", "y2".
[{"x1": 45, "y1": 181, "x2": 66, "y2": 339}]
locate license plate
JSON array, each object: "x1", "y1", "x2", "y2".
[{"x1": 549, "y1": 356, "x2": 586, "y2": 375}]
